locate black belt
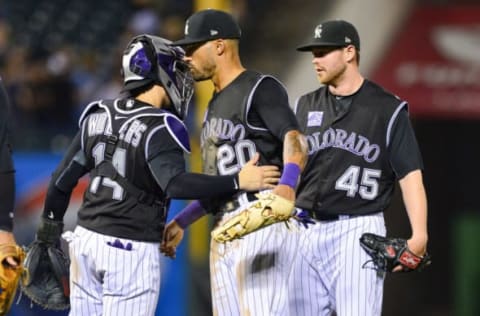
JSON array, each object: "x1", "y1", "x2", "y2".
[
  {"x1": 218, "y1": 193, "x2": 257, "y2": 213},
  {"x1": 307, "y1": 211, "x2": 359, "y2": 221}
]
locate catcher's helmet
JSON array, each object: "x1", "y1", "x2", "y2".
[{"x1": 121, "y1": 34, "x2": 194, "y2": 119}]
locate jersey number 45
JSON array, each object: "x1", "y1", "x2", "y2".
[{"x1": 335, "y1": 165, "x2": 382, "y2": 200}]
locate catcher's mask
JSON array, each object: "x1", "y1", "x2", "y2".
[{"x1": 121, "y1": 34, "x2": 194, "y2": 119}]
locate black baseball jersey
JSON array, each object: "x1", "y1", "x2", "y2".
[
  {"x1": 201, "y1": 70, "x2": 297, "y2": 176},
  {"x1": 295, "y1": 79, "x2": 423, "y2": 216},
  {"x1": 0, "y1": 76, "x2": 14, "y2": 230},
  {"x1": 200, "y1": 70, "x2": 299, "y2": 213},
  {"x1": 0, "y1": 78, "x2": 13, "y2": 174},
  {"x1": 77, "y1": 98, "x2": 191, "y2": 241},
  {"x1": 44, "y1": 95, "x2": 249, "y2": 241}
]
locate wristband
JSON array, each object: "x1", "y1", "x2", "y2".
[
  {"x1": 279, "y1": 163, "x2": 301, "y2": 189},
  {"x1": 174, "y1": 200, "x2": 207, "y2": 229}
]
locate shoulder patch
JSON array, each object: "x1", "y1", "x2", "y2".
[{"x1": 164, "y1": 114, "x2": 191, "y2": 153}]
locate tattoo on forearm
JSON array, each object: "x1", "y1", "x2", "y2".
[{"x1": 284, "y1": 130, "x2": 308, "y2": 169}]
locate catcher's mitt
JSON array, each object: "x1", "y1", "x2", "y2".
[
  {"x1": 21, "y1": 218, "x2": 70, "y2": 310},
  {"x1": 212, "y1": 192, "x2": 295, "y2": 243},
  {"x1": 22, "y1": 241, "x2": 70, "y2": 310},
  {"x1": 360, "y1": 233, "x2": 431, "y2": 272},
  {"x1": 0, "y1": 244, "x2": 27, "y2": 316}
]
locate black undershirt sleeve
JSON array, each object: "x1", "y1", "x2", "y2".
[
  {"x1": 0, "y1": 136, "x2": 13, "y2": 172},
  {"x1": 147, "y1": 128, "x2": 239, "y2": 200},
  {"x1": 249, "y1": 77, "x2": 299, "y2": 141},
  {"x1": 0, "y1": 172, "x2": 14, "y2": 231},
  {"x1": 43, "y1": 132, "x2": 88, "y2": 221},
  {"x1": 388, "y1": 108, "x2": 424, "y2": 179},
  {"x1": 0, "y1": 78, "x2": 15, "y2": 230}
]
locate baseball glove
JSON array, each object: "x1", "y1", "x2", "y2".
[
  {"x1": 211, "y1": 192, "x2": 295, "y2": 243},
  {"x1": 21, "y1": 219, "x2": 70, "y2": 310},
  {"x1": 360, "y1": 233, "x2": 431, "y2": 272},
  {"x1": 0, "y1": 244, "x2": 27, "y2": 316}
]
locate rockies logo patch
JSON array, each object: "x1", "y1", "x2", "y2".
[{"x1": 307, "y1": 111, "x2": 323, "y2": 127}]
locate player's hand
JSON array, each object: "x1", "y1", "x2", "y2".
[
  {"x1": 160, "y1": 220, "x2": 184, "y2": 259},
  {"x1": 0, "y1": 231, "x2": 20, "y2": 267},
  {"x1": 238, "y1": 153, "x2": 280, "y2": 191},
  {"x1": 392, "y1": 234, "x2": 428, "y2": 272}
]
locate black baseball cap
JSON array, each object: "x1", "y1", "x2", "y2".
[
  {"x1": 297, "y1": 20, "x2": 360, "y2": 51},
  {"x1": 172, "y1": 9, "x2": 241, "y2": 46}
]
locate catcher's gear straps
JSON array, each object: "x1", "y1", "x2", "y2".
[
  {"x1": 86, "y1": 99, "x2": 164, "y2": 206},
  {"x1": 94, "y1": 134, "x2": 159, "y2": 205}
]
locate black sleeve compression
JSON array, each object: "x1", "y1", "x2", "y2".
[
  {"x1": 388, "y1": 108, "x2": 424, "y2": 179},
  {"x1": 0, "y1": 172, "x2": 14, "y2": 230},
  {"x1": 0, "y1": 77, "x2": 15, "y2": 230},
  {"x1": 147, "y1": 127, "x2": 239, "y2": 199},
  {"x1": 148, "y1": 151, "x2": 239, "y2": 199},
  {"x1": 249, "y1": 77, "x2": 299, "y2": 141},
  {"x1": 43, "y1": 133, "x2": 88, "y2": 221},
  {"x1": 165, "y1": 172, "x2": 238, "y2": 199}
]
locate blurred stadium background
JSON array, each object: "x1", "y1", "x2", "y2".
[{"x1": 2, "y1": 0, "x2": 479, "y2": 315}]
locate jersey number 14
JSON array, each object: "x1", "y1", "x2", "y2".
[{"x1": 89, "y1": 142, "x2": 127, "y2": 200}]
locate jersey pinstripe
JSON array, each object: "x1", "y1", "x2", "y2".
[
  {"x1": 203, "y1": 70, "x2": 298, "y2": 316},
  {"x1": 289, "y1": 80, "x2": 421, "y2": 316},
  {"x1": 64, "y1": 226, "x2": 161, "y2": 316},
  {"x1": 64, "y1": 98, "x2": 189, "y2": 316},
  {"x1": 77, "y1": 98, "x2": 187, "y2": 241},
  {"x1": 290, "y1": 214, "x2": 386, "y2": 316},
  {"x1": 210, "y1": 193, "x2": 300, "y2": 316}
]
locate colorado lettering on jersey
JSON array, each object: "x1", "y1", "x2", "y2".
[
  {"x1": 201, "y1": 117, "x2": 246, "y2": 145},
  {"x1": 201, "y1": 117, "x2": 257, "y2": 175},
  {"x1": 306, "y1": 127, "x2": 380, "y2": 163}
]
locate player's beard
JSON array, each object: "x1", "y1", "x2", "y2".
[
  {"x1": 317, "y1": 63, "x2": 347, "y2": 86},
  {"x1": 190, "y1": 58, "x2": 216, "y2": 82}
]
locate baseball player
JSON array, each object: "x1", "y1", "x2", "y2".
[
  {"x1": 288, "y1": 20, "x2": 429, "y2": 316},
  {"x1": 161, "y1": 9, "x2": 308, "y2": 316},
  {"x1": 0, "y1": 76, "x2": 21, "y2": 266},
  {"x1": 36, "y1": 34, "x2": 280, "y2": 316}
]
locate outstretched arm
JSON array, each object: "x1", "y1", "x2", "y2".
[{"x1": 160, "y1": 153, "x2": 281, "y2": 258}]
